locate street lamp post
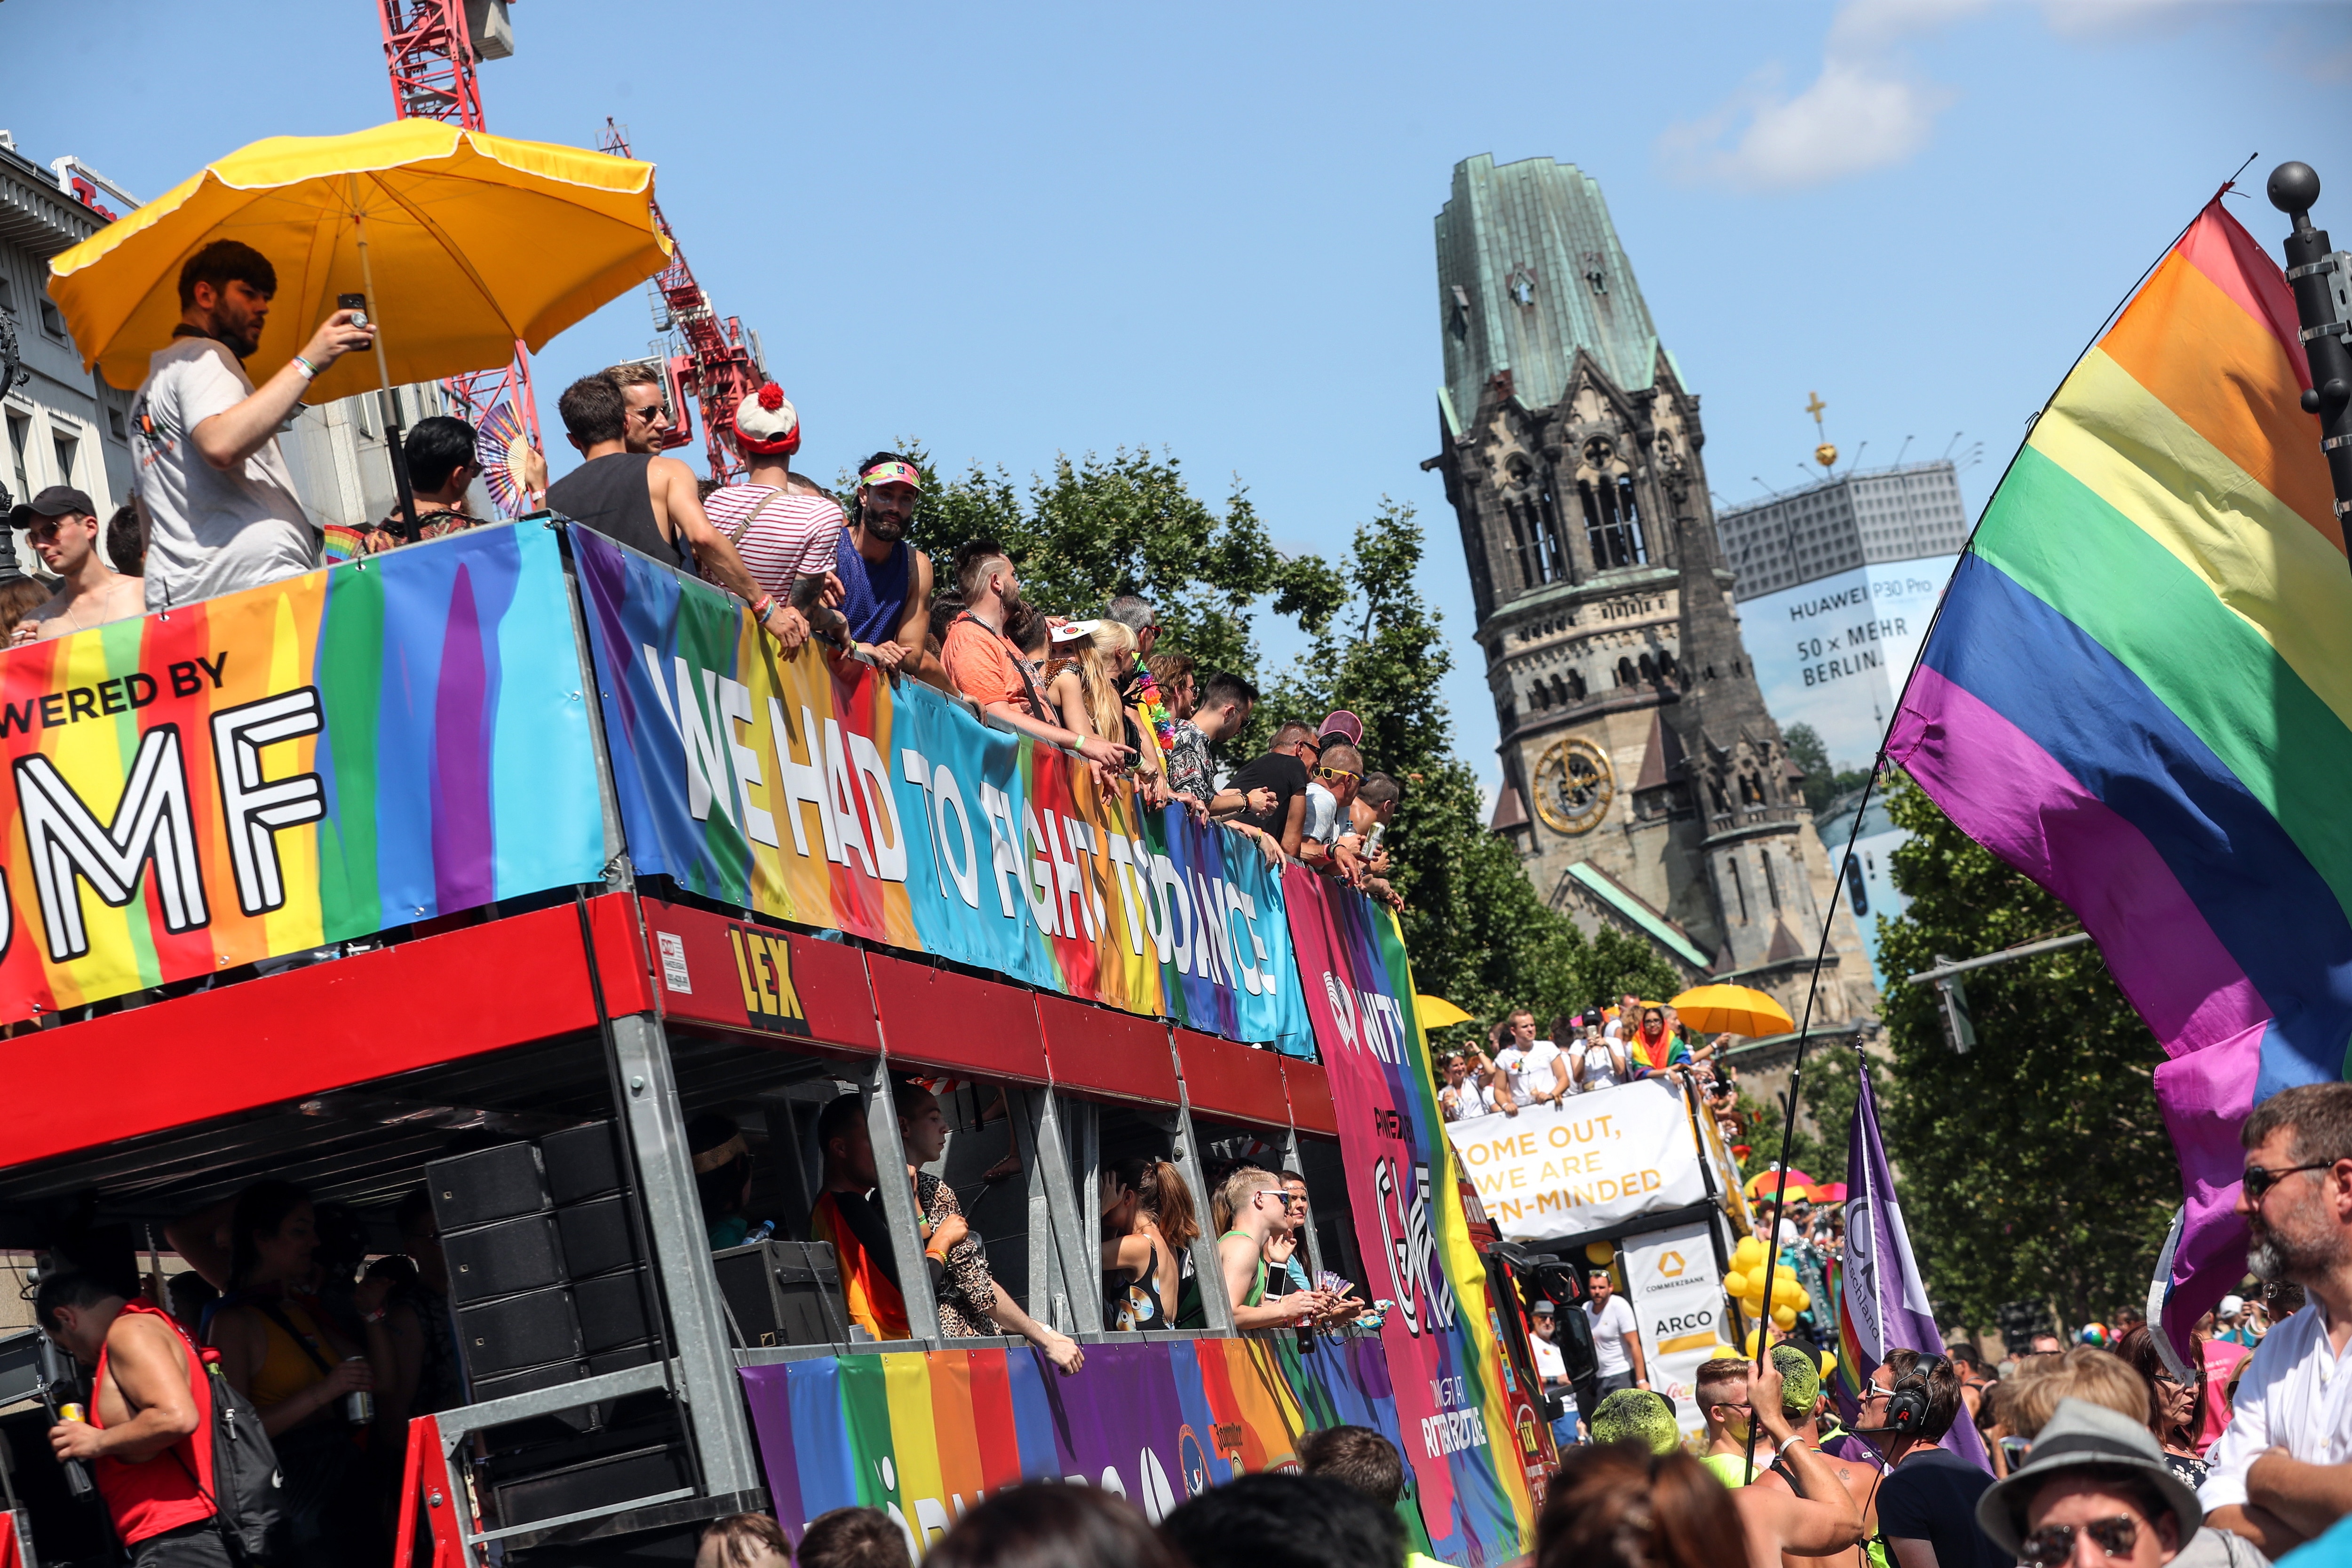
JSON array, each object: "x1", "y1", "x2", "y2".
[{"x1": 2267, "y1": 163, "x2": 2352, "y2": 525}]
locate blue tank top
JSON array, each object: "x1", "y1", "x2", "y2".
[{"x1": 835, "y1": 530, "x2": 910, "y2": 645}]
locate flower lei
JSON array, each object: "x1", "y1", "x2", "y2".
[{"x1": 1133, "y1": 673, "x2": 1178, "y2": 755}]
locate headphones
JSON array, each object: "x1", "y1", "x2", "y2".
[{"x1": 1869, "y1": 1354, "x2": 1947, "y2": 1434}]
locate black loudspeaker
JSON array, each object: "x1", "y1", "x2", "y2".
[
  {"x1": 426, "y1": 1143, "x2": 550, "y2": 1232},
  {"x1": 713, "y1": 1241, "x2": 848, "y2": 1348},
  {"x1": 556, "y1": 1197, "x2": 639, "y2": 1281},
  {"x1": 574, "y1": 1269, "x2": 653, "y2": 1354},
  {"x1": 456, "y1": 1286, "x2": 583, "y2": 1378},
  {"x1": 542, "y1": 1122, "x2": 626, "y2": 1206},
  {"x1": 490, "y1": 1439, "x2": 693, "y2": 1531},
  {"x1": 466, "y1": 1357, "x2": 596, "y2": 1438},
  {"x1": 444, "y1": 1213, "x2": 567, "y2": 1305}
]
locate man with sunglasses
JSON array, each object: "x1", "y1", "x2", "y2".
[
  {"x1": 1221, "y1": 722, "x2": 1319, "y2": 858},
  {"x1": 611, "y1": 361, "x2": 677, "y2": 455},
  {"x1": 1300, "y1": 741, "x2": 1364, "y2": 878},
  {"x1": 2197, "y1": 1082, "x2": 2352, "y2": 1554},
  {"x1": 1860, "y1": 1351, "x2": 2006, "y2": 1568},
  {"x1": 8, "y1": 486, "x2": 144, "y2": 644},
  {"x1": 1975, "y1": 1398, "x2": 2198, "y2": 1568}
]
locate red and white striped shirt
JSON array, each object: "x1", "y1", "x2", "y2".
[{"x1": 702, "y1": 485, "x2": 845, "y2": 599}]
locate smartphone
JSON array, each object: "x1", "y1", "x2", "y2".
[{"x1": 337, "y1": 292, "x2": 369, "y2": 328}]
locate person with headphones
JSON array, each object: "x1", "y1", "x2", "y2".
[{"x1": 1859, "y1": 1351, "x2": 2007, "y2": 1568}]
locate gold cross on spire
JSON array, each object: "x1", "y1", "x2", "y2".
[{"x1": 1805, "y1": 391, "x2": 1827, "y2": 429}]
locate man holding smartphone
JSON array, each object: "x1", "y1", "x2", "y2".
[{"x1": 132, "y1": 240, "x2": 375, "y2": 609}]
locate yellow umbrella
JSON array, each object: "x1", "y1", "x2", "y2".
[
  {"x1": 48, "y1": 119, "x2": 671, "y2": 406},
  {"x1": 1669, "y1": 984, "x2": 1796, "y2": 1038},
  {"x1": 1414, "y1": 994, "x2": 1475, "y2": 1029}
]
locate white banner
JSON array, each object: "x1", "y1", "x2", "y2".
[
  {"x1": 1444, "y1": 1078, "x2": 1708, "y2": 1241},
  {"x1": 1622, "y1": 1220, "x2": 1728, "y2": 1437}
]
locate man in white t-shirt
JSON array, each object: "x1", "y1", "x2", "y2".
[
  {"x1": 1490, "y1": 1009, "x2": 1569, "y2": 1116},
  {"x1": 1572, "y1": 1023, "x2": 1629, "y2": 1094},
  {"x1": 1299, "y1": 742, "x2": 1363, "y2": 879},
  {"x1": 132, "y1": 240, "x2": 375, "y2": 609},
  {"x1": 1583, "y1": 1267, "x2": 1649, "y2": 1397}
]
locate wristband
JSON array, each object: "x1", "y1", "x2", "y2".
[
  {"x1": 360, "y1": 1307, "x2": 387, "y2": 1326},
  {"x1": 290, "y1": 356, "x2": 318, "y2": 382},
  {"x1": 924, "y1": 1246, "x2": 948, "y2": 1264},
  {"x1": 751, "y1": 594, "x2": 775, "y2": 620}
]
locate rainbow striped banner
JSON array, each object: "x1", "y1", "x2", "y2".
[
  {"x1": 740, "y1": 1337, "x2": 1433, "y2": 1555},
  {"x1": 572, "y1": 525, "x2": 1312, "y2": 1051},
  {"x1": 0, "y1": 523, "x2": 607, "y2": 1018},
  {"x1": 1284, "y1": 868, "x2": 1543, "y2": 1561},
  {"x1": 1887, "y1": 197, "x2": 2339, "y2": 1350}
]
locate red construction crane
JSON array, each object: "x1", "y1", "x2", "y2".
[
  {"x1": 598, "y1": 119, "x2": 761, "y2": 485},
  {"x1": 376, "y1": 0, "x2": 542, "y2": 507}
]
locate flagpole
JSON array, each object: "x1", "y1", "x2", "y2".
[
  {"x1": 1740, "y1": 763, "x2": 1883, "y2": 1483},
  {"x1": 2266, "y1": 164, "x2": 2352, "y2": 524}
]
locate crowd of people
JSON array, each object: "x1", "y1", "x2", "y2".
[
  {"x1": 5, "y1": 239, "x2": 1399, "y2": 908},
  {"x1": 1439, "y1": 996, "x2": 1735, "y2": 1122}
]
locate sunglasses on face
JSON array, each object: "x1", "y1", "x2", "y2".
[
  {"x1": 2242, "y1": 1160, "x2": 2337, "y2": 1203},
  {"x1": 630, "y1": 404, "x2": 671, "y2": 422},
  {"x1": 2019, "y1": 1516, "x2": 2141, "y2": 1567},
  {"x1": 1317, "y1": 767, "x2": 1359, "y2": 783}
]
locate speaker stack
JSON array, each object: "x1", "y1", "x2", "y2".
[{"x1": 424, "y1": 1120, "x2": 667, "y2": 1481}]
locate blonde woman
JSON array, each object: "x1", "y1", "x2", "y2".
[{"x1": 1048, "y1": 619, "x2": 1170, "y2": 801}]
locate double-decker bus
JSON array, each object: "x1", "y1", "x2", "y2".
[{"x1": 0, "y1": 520, "x2": 1551, "y2": 1566}]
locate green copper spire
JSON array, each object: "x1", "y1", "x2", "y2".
[{"x1": 1435, "y1": 154, "x2": 1663, "y2": 431}]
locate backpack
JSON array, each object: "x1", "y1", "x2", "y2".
[{"x1": 174, "y1": 1345, "x2": 285, "y2": 1564}]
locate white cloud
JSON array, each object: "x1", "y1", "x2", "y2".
[
  {"x1": 1660, "y1": 53, "x2": 1956, "y2": 189},
  {"x1": 1660, "y1": 0, "x2": 2288, "y2": 191}
]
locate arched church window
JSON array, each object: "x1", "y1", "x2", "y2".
[
  {"x1": 1568, "y1": 668, "x2": 1587, "y2": 701},
  {"x1": 1615, "y1": 477, "x2": 1648, "y2": 563},
  {"x1": 1549, "y1": 674, "x2": 1570, "y2": 707},
  {"x1": 1616, "y1": 656, "x2": 1637, "y2": 687}
]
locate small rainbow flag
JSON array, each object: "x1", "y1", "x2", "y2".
[{"x1": 1887, "y1": 194, "x2": 2337, "y2": 1354}]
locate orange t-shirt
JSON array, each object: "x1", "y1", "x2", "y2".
[{"x1": 942, "y1": 615, "x2": 1040, "y2": 717}]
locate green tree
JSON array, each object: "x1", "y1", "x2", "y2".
[
  {"x1": 1871, "y1": 771, "x2": 2175, "y2": 1328},
  {"x1": 1732, "y1": 1043, "x2": 1861, "y2": 1186},
  {"x1": 1784, "y1": 722, "x2": 1874, "y2": 816},
  {"x1": 906, "y1": 445, "x2": 1343, "y2": 686}
]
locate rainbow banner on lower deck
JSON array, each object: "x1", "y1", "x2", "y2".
[
  {"x1": 1885, "y1": 199, "x2": 2344, "y2": 1352},
  {"x1": 572, "y1": 525, "x2": 1312, "y2": 1052},
  {"x1": 740, "y1": 1337, "x2": 1432, "y2": 1555},
  {"x1": 0, "y1": 523, "x2": 607, "y2": 1019},
  {"x1": 1284, "y1": 868, "x2": 1543, "y2": 1562}
]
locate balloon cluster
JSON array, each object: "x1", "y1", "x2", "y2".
[{"x1": 1723, "y1": 1234, "x2": 1811, "y2": 1330}]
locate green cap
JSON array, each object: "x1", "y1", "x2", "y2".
[{"x1": 1590, "y1": 1389, "x2": 1679, "y2": 1455}]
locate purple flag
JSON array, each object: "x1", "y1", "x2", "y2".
[{"x1": 1842, "y1": 1063, "x2": 1991, "y2": 1470}]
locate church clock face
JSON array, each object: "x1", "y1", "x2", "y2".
[{"x1": 1532, "y1": 737, "x2": 1614, "y2": 835}]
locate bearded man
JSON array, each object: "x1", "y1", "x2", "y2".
[
  {"x1": 131, "y1": 239, "x2": 375, "y2": 609},
  {"x1": 802, "y1": 453, "x2": 944, "y2": 687},
  {"x1": 938, "y1": 540, "x2": 1127, "y2": 772},
  {"x1": 2198, "y1": 1082, "x2": 2352, "y2": 1553}
]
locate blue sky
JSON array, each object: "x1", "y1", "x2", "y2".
[{"x1": 4, "y1": 0, "x2": 2344, "y2": 795}]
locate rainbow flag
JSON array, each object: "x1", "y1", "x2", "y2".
[{"x1": 1886, "y1": 196, "x2": 2337, "y2": 1353}]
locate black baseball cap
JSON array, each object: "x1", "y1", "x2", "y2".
[{"x1": 9, "y1": 485, "x2": 97, "y2": 530}]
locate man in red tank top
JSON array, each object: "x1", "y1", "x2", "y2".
[{"x1": 37, "y1": 1271, "x2": 226, "y2": 1566}]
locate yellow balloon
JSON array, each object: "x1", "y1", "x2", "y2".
[
  {"x1": 1792, "y1": 1288, "x2": 1812, "y2": 1313},
  {"x1": 1742, "y1": 1327, "x2": 1766, "y2": 1355},
  {"x1": 1733, "y1": 1237, "x2": 1765, "y2": 1268},
  {"x1": 1723, "y1": 1271, "x2": 1748, "y2": 1298},
  {"x1": 1773, "y1": 1276, "x2": 1801, "y2": 1304},
  {"x1": 1818, "y1": 1351, "x2": 1839, "y2": 1380},
  {"x1": 1586, "y1": 1242, "x2": 1616, "y2": 1266},
  {"x1": 1772, "y1": 1305, "x2": 1798, "y2": 1329}
]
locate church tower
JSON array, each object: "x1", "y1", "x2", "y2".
[{"x1": 1423, "y1": 154, "x2": 1876, "y2": 1027}]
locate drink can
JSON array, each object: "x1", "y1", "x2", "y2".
[
  {"x1": 58, "y1": 1402, "x2": 85, "y2": 1424},
  {"x1": 343, "y1": 1360, "x2": 373, "y2": 1425}
]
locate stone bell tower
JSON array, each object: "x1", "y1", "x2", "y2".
[{"x1": 1422, "y1": 153, "x2": 1875, "y2": 1027}]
